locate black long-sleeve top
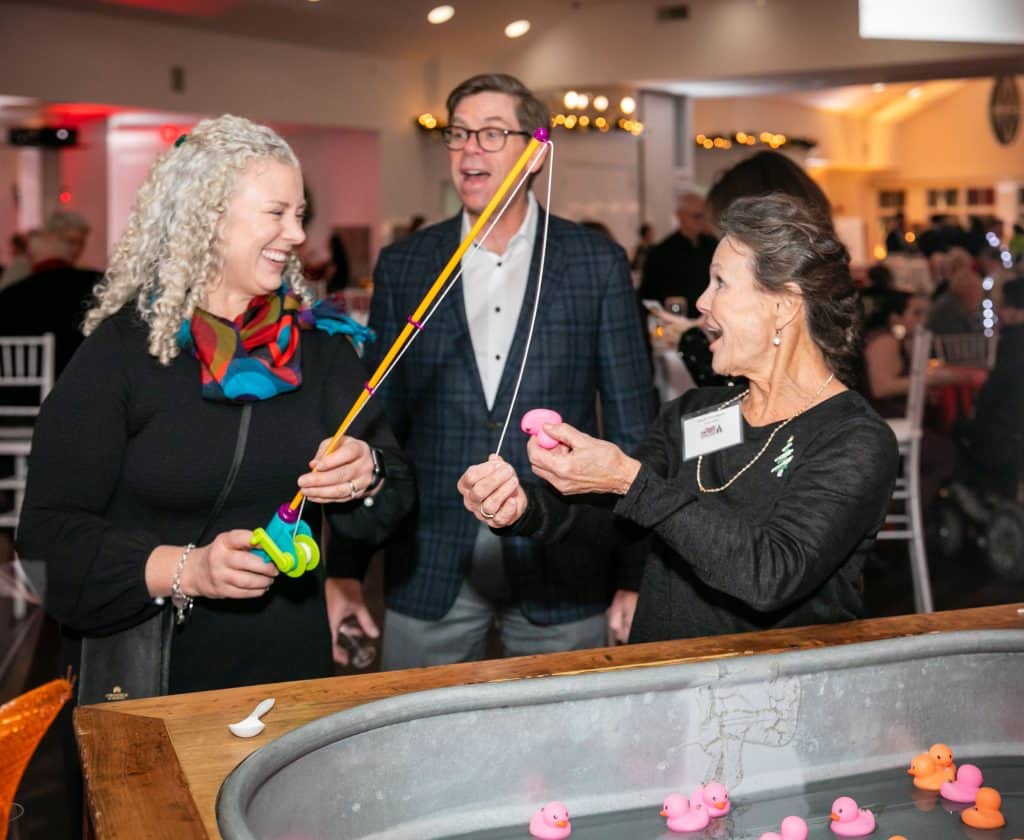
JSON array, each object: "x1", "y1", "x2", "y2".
[
  {"x1": 505, "y1": 387, "x2": 898, "y2": 642},
  {"x1": 17, "y1": 307, "x2": 415, "y2": 693}
]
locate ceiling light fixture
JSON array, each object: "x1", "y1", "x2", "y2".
[
  {"x1": 505, "y1": 19, "x2": 531, "y2": 38},
  {"x1": 872, "y1": 82, "x2": 886, "y2": 92},
  {"x1": 427, "y1": 5, "x2": 455, "y2": 24},
  {"x1": 620, "y1": 96, "x2": 636, "y2": 115},
  {"x1": 593, "y1": 95, "x2": 608, "y2": 111}
]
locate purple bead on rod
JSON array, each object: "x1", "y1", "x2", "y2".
[
  {"x1": 533, "y1": 127, "x2": 549, "y2": 142},
  {"x1": 277, "y1": 503, "x2": 299, "y2": 524}
]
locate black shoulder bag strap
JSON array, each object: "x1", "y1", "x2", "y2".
[{"x1": 196, "y1": 403, "x2": 253, "y2": 545}]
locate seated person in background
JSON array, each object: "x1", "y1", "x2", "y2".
[
  {"x1": 963, "y1": 279, "x2": 1024, "y2": 500},
  {"x1": 0, "y1": 229, "x2": 102, "y2": 375},
  {"x1": 18, "y1": 114, "x2": 415, "y2": 694},
  {"x1": 863, "y1": 288, "x2": 965, "y2": 508},
  {"x1": 863, "y1": 289, "x2": 966, "y2": 416},
  {"x1": 927, "y1": 247, "x2": 984, "y2": 334},
  {"x1": 459, "y1": 194, "x2": 898, "y2": 642}
]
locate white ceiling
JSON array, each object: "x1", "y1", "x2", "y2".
[{"x1": 12, "y1": 0, "x2": 629, "y2": 62}]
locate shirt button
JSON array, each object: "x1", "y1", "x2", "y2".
[
  {"x1": 485, "y1": 419, "x2": 498, "y2": 431},
  {"x1": 495, "y1": 354, "x2": 501, "y2": 360},
  {"x1": 495, "y1": 306, "x2": 501, "y2": 313},
  {"x1": 496, "y1": 262, "x2": 503, "y2": 267}
]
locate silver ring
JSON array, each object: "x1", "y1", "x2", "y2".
[
  {"x1": 479, "y1": 505, "x2": 496, "y2": 520},
  {"x1": 348, "y1": 480, "x2": 358, "y2": 498}
]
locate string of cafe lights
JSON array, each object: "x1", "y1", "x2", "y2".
[{"x1": 694, "y1": 131, "x2": 816, "y2": 151}]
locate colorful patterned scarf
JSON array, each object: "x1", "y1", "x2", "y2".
[{"x1": 177, "y1": 286, "x2": 374, "y2": 402}]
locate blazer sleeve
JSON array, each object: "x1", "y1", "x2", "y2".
[
  {"x1": 593, "y1": 242, "x2": 657, "y2": 590},
  {"x1": 16, "y1": 319, "x2": 165, "y2": 636}
]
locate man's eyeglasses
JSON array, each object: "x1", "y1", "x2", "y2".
[{"x1": 441, "y1": 126, "x2": 531, "y2": 152}]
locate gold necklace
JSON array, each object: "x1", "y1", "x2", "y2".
[{"x1": 696, "y1": 372, "x2": 835, "y2": 494}]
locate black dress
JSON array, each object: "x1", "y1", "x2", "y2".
[
  {"x1": 505, "y1": 387, "x2": 898, "y2": 641},
  {"x1": 18, "y1": 307, "x2": 415, "y2": 693}
]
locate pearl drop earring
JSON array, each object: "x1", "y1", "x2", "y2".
[{"x1": 773, "y1": 330, "x2": 782, "y2": 347}]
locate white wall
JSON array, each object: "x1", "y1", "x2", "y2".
[{"x1": 0, "y1": 3, "x2": 435, "y2": 234}]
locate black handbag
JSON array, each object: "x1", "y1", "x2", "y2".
[{"x1": 77, "y1": 404, "x2": 252, "y2": 705}]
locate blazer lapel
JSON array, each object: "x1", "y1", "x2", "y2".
[{"x1": 431, "y1": 216, "x2": 489, "y2": 406}]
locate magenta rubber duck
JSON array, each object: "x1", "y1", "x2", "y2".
[
  {"x1": 829, "y1": 796, "x2": 876, "y2": 837},
  {"x1": 692, "y1": 782, "x2": 731, "y2": 817},
  {"x1": 940, "y1": 763, "x2": 983, "y2": 803},
  {"x1": 660, "y1": 793, "x2": 710, "y2": 833},
  {"x1": 529, "y1": 802, "x2": 571, "y2": 839},
  {"x1": 760, "y1": 815, "x2": 809, "y2": 840},
  {"x1": 521, "y1": 408, "x2": 562, "y2": 449}
]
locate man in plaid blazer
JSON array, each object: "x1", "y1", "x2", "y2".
[{"x1": 332, "y1": 74, "x2": 655, "y2": 668}]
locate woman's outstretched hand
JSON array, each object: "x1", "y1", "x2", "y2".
[
  {"x1": 527, "y1": 422, "x2": 641, "y2": 496},
  {"x1": 457, "y1": 454, "x2": 528, "y2": 528}
]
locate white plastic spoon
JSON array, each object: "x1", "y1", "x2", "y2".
[{"x1": 228, "y1": 697, "x2": 275, "y2": 738}]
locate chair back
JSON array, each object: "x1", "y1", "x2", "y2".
[
  {"x1": 0, "y1": 334, "x2": 55, "y2": 420},
  {"x1": 932, "y1": 331, "x2": 993, "y2": 369},
  {"x1": 905, "y1": 327, "x2": 932, "y2": 435}
]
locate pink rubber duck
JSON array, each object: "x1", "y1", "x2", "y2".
[
  {"x1": 907, "y1": 752, "x2": 946, "y2": 791},
  {"x1": 759, "y1": 815, "x2": 809, "y2": 840},
  {"x1": 928, "y1": 742, "x2": 957, "y2": 782},
  {"x1": 940, "y1": 763, "x2": 983, "y2": 803},
  {"x1": 829, "y1": 796, "x2": 876, "y2": 837},
  {"x1": 529, "y1": 801, "x2": 571, "y2": 839},
  {"x1": 660, "y1": 793, "x2": 711, "y2": 833},
  {"x1": 521, "y1": 409, "x2": 563, "y2": 449},
  {"x1": 692, "y1": 782, "x2": 731, "y2": 816}
]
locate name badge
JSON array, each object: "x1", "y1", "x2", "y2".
[{"x1": 681, "y1": 403, "x2": 744, "y2": 460}]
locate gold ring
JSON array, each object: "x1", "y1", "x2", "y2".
[
  {"x1": 479, "y1": 505, "x2": 496, "y2": 520},
  {"x1": 348, "y1": 480, "x2": 358, "y2": 497}
]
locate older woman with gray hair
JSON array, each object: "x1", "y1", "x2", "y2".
[
  {"x1": 459, "y1": 193, "x2": 898, "y2": 641},
  {"x1": 19, "y1": 115, "x2": 414, "y2": 694}
]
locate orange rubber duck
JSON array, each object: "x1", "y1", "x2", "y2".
[
  {"x1": 907, "y1": 753, "x2": 947, "y2": 791},
  {"x1": 928, "y1": 743, "x2": 957, "y2": 782},
  {"x1": 961, "y1": 787, "x2": 1005, "y2": 830}
]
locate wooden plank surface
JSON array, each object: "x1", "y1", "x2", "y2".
[{"x1": 75, "y1": 603, "x2": 1024, "y2": 838}]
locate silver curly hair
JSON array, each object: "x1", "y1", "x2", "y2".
[{"x1": 84, "y1": 114, "x2": 311, "y2": 364}]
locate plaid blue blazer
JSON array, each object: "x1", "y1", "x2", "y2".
[{"x1": 367, "y1": 212, "x2": 656, "y2": 624}]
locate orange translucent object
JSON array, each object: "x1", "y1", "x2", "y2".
[
  {"x1": 962, "y1": 787, "x2": 1006, "y2": 830},
  {"x1": 0, "y1": 677, "x2": 73, "y2": 840}
]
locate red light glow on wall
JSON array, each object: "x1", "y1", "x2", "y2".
[{"x1": 59, "y1": 191, "x2": 73, "y2": 204}]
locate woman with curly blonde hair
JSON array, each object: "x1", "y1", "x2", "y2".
[{"x1": 19, "y1": 115, "x2": 415, "y2": 698}]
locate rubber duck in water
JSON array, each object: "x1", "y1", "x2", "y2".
[
  {"x1": 929, "y1": 742, "x2": 957, "y2": 782},
  {"x1": 759, "y1": 815, "x2": 809, "y2": 840},
  {"x1": 907, "y1": 752, "x2": 946, "y2": 791},
  {"x1": 830, "y1": 796, "x2": 876, "y2": 837},
  {"x1": 692, "y1": 782, "x2": 731, "y2": 817},
  {"x1": 940, "y1": 763, "x2": 983, "y2": 804},
  {"x1": 529, "y1": 802, "x2": 571, "y2": 839},
  {"x1": 661, "y1": 793, "x2": 710, "y2": 833},
  {"x1": 961, "y1": 787, "x2": 1006, "y2": 830}
]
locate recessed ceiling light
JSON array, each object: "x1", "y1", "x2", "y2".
[
  {"x1": 872, "y1": 82, "x2": 886, "y2": 93},
  {"x1": 620, "y1": 96, "x2": 636, "y2": 115},
  {"x1": 504, "y1": 19, "x2": 531, "y2": 38},
  {"x1": 427, "y1": 5, "x2": 455, "y2": 24}
]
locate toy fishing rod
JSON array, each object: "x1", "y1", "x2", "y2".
[{"x1": 250, "y1": 127, "x2": 551, "y2": 576}]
